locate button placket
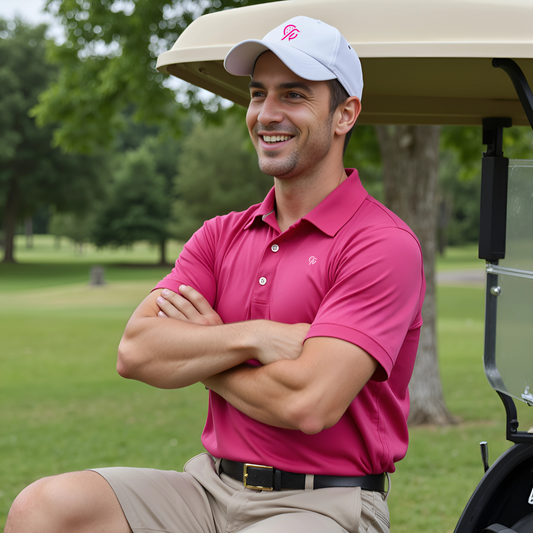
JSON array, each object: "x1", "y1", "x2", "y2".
[
  {"x1": 250, "y1": 240, "x2": 284, "y2": 319},
  {"x1": 260, "y1": 241, "x2": 281, "y2": 286}
]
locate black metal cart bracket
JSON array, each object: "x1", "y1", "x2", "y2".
[
  {"x1": 478, "y1": 117, "x2": 510, "y2": 261},
  {"x1": 493, "y1": 58, "x2": 533, "y2": 130}
]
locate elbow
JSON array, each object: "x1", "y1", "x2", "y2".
[
  {"x1": 285, "y1": 395, "x2": 343, "y2": 435},
  {"x1": 116, "y1": 336, "x2": 141, "y2": 379},
  {"x1": 297, "y1": 417, "x2": 326, "y2": 435},
  {"x1": 297, "y1": 413, "x2": 341, "y2": 435}
]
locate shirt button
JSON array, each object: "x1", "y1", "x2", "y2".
[
  {"x1": 259, "y1": 277, "x2": 267, "y2": 286},
  {"x1": 271, "y1": 244, "x2": 279, "y2": 252}
]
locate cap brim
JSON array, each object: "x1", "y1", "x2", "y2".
[{"x1": 224, "y1": 39, "x2": 336, "y2": 81}]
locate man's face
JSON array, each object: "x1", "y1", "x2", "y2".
[{"x1": 246, "y1": 52, "x2": 335, "y2": 180}]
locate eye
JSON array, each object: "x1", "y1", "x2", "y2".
[{"x1": 250, "y1": 89, "x2": 266, "y2": 99}]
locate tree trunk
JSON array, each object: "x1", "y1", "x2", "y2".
[
  {"x1": 374, "y1": 125, "x2": 455, "y2": 425},
  {"x1": 158, "y1": 238, "x2": 167, "y2": 266},
  {"x1": 2, "y1": 177, "x2": 19, "y2": 263},
  {"x1": 25, "y1": 216, "x2": 34, "y2": 248}
]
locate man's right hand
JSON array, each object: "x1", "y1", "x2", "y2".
[
  {"x1": 118, "y1": 287, "x2": 311, "y2": 388},
  {"x1": 156, "y1": 285, "x2": 310, "y2": 366},
  {"x1": 156, "y1": 286, "x2": 224, "y2": 326}
]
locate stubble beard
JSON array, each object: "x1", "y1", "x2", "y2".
[
  {"x1": 254, "y1": 117, "x2": 334, "y2": 179},
  {"x1": 257, "y1": 149, "x2": 299, "y2": 178}
]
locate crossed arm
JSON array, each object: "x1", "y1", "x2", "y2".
[{"x1": 118, "y1": 286, "x2": 378, "y2": 434}]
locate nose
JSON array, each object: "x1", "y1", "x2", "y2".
[{"x1": 257, "y1": 93, "x2": 283, "y2": 125}]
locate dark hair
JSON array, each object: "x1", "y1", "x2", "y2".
[{"x1": 327, "y1": 79, "x2": 356, "y2": 154}]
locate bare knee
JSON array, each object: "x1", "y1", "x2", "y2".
[{"x1": 5, "y1": 471, "x2": 129, "y2": 533}]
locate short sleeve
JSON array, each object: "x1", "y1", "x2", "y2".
[
  {"x1": 154, "y1": 221, "x2": 218, "y2": 306},
  {"x1": 306, "y1": 226, "x2": 424, "y2": 380}
]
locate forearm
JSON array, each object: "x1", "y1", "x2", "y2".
[
  {"x1": 118, "y1": 296, "x2": 257, "y2": 389},
  {"x1": 202, "y1": 361, "x2": 313, "y2": 432},
  {"x1": 118, "y1": 290, "x2": 308, "y2": 389},
  {"x1": 204, "y1": 337, "x2": 379, "y2": 434}
]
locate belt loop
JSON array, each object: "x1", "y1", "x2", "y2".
[
  {"x1": 384, "y1": 473, "x2": 391, "y2": 500},
  {"x1": 274, "y1": 469, "x2": 282, "y2": 491},
  {"x1": 305, "y1": 474, "x2": 314, "y2": 491}
]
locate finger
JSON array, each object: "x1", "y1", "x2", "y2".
[
  {"x1": 178, "y1": 285, "x2": 221, "y2": 320},
  {"x1": 159, "y1": 288, "x2": 212, "y2": 324},
  {"x1": 158, "y1": 310, "x2": 168, "y2": 318},
  {"x1": 161, "y1": 288, "x2": 204, "y2": 321},
  {"x1": 159, "y1": 286, "x2": 224, "y2": 326},
  {"x1": 156, "y1": 294, "x2": 189, "y2": 321}
]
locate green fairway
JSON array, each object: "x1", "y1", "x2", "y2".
[{"x1": 0, "y1": 238, "x2": 522, "y2": 532}]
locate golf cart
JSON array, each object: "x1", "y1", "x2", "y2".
[{"x1": 156, "y1": 1, "x2": 533, "y2": 531}]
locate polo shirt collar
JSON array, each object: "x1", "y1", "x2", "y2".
[
  {"x1": 303, "y1": 169, "x2": 368, "y2": 237},
  {"x1": 243, "y1": 169, "x2": 368, "y2": 236},
  {"x1": 244, "y1": 186, "x2": 277, "y2": 230}
]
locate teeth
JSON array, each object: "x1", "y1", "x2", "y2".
[{"x1": 263, "y1": 135, "x2": 291, "y2": 143}]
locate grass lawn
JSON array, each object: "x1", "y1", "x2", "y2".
[{"x1": 0, "y1": 237, "x2": 522, "y2": 532}]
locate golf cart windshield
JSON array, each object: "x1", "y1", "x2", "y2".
[{"x1": 485, "y1": 160, "x2": 533, "y2": 406}]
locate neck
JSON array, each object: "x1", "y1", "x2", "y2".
[{"x1": 274, "y1": 162, "x2": 347, "y2": 233}]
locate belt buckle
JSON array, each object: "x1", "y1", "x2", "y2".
[{"x1": 243, "y1": 463, "x2": 274, "y2": 491}]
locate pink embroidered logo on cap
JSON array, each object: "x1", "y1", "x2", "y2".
[{"x1": 281, "y1": 24, "x2": 299, "y2": 41}]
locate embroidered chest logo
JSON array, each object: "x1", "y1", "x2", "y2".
[
  {"x1": 281, "y1": 24, "x2": 300, "y2": 41},
  {"x1": 309, "y1": 256, "x2": 318, "y2": 266}
]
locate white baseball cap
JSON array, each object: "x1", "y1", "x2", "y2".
[{"x1": 224, "y1": 16, "x2": 363, "y2": 100}]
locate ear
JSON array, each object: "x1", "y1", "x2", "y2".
[{"x1": 334, "y1": 96, "x2": 361, "y2": 136}]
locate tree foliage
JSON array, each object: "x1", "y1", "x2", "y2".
[
  {"x1": 344, "y1": 125, "x2": 383, "y2": 200},
  {"x1": 0, "y1": 19, "x2": 105, "y2": 263},
  {"x1": 438, "y1": 125, "x2": 533, "y2": 248},
  {"x1": 173, "y1": 111, "x2": 273, "y2": 240},
  {"x1": 438, "y1": 148, "x2": 480, "y2": 248},
  {"x1": 49, "y1": 210, "x2": 96, "y2": 252},
  {"x1": 92, "y1": 142, "x2": 173, "y2": 264},
  {"x1": 34, "y1": 0, "x2": 284, "y2": 153}
]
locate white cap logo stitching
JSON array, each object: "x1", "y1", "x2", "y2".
[{"x1": 281, "y1": 25, "x2": 299, "y2": 41}]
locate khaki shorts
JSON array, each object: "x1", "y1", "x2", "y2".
[{"x1": 91, "y1": 453, "x2": 390, "y2": 533}]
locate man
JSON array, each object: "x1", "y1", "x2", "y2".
[{"x1": 6, "y1": 16, "x2": 425, "y2": 533}]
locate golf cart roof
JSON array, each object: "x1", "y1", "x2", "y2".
[{"x1": 156, "y1": 0, "x2": 533, "y2": 126}]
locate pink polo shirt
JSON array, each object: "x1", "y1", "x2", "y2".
[{"x1": 155, "y1": 169, "x2": 425, "y2": 476}]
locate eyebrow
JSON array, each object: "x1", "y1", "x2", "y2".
[{"x1": 248, "y1": 80, "x2": 314, "y2": 93}]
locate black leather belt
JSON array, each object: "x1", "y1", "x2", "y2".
[{"x1": 220, "y1": 459, "x2": 385, "y2": 492}]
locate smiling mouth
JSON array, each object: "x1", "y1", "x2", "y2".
[{"x1": 261, "y1": 135, "x2": 293, "y2": 143}]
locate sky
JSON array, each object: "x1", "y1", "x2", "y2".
[
  {"x1": 1, "y1": 0, "x2": 50, "y2": 23},
  {"x1": 0, "y1": 0, "x2": 63, "y2": 39}
]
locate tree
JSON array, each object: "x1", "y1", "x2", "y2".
[
  {"x1": 49, "y1": 210, "x2": 96, "y2": 254},
  {"x1": 438, "y1": 149, "x2": 480, "y2": 249},
  {"x1": 375, "y1": 125, "x2": 455, "y2": 425},
  {"x1": 0, "y1": 19, "x2": 105, "y2": 263},
  {"x1": 92, "y1": 143, "x2": 172, "y2": 265},
  {"x1": 343, "y1": 125, "x2": 384, "y2": 200},
  {"x1": 377, "y1": 124, "x2": 533, "y2": 424},
  {"x1": 34, "y1": 0, "x2": 283, "y2": 154},
  {"x1": 438, "y1": 125, "x2": 533, "y2": 249},
  {"x1": 173, "y1": 112, "x2": 273, "y2": 240}
]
